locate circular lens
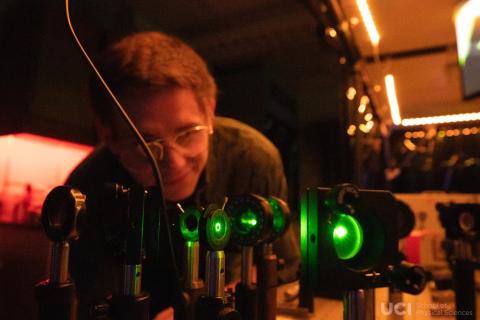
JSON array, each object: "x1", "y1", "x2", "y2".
[
  {"x1": 332, "y1": 213, "x2": 364, "y2": 260},
  {"x1": 268, "y1": 197, "x2": 287, "y2": 235},
  {"x1": 459, "y1": 211, "x2": 475, "y2": 232},
  {"x1": 41, "y1": 186, "x2": 84, "y2": 242},
  {"x1": 237, "y1": 209, "x2": 259, "y2": 234},
  {"x1": 211, "y1": 213, "x2": 228, "y2": 238},
  {"x1": 179, "y1": 207, "x2": 201, "y2": 242},
  {"x1": 47, "y1": 200, "x2": 70, "y2": 230},
  {"x1": 227, "y1": 194, "x2": 274, "y2": 246},
  {"x1": 206, "y1": 209, "x2": 231, "y2": 250}
]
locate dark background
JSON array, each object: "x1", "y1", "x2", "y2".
[
  {"x1": 0, "y1": 1, "x2": 350, "y2": 318},
  {"x1": 1, "y1": 1, "x2": 479, "y2": 318}
]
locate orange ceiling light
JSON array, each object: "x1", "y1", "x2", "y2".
[
  {"x1": 384, "y1": 73, "x2": 480, "y2": 127},
  {"x1": 401, "y1": 112, "x2": 480, "y2": 126},
  {"x1": 385, "y1": 74, "x2": 402, "y2": 125},
  {"x1": 403, "y1": 139, "x2": 416, "y2": 151},
  {"x1": 358, "y1": 95, "x2": 369, "y2": 113},
  {"x1": 347, "y1": 125, "x2": 357, "y2": 136},
  {"x1": 356, "y1": 0, "x2": 380, "y2": 46}
]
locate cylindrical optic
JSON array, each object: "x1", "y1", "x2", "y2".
[{"x1": 227, "y1": 194, "x2": 273, "y2": 246}]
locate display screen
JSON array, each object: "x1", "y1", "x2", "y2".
[{"x1": 455, "y1": 0, "x2": 480, "y2": 99}]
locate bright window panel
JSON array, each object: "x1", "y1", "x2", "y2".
[{"x1": 0, "y1": 133, "x2": 93, "y2": 224}]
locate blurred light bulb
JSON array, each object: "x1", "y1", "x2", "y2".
[{"x1": 346, "y1": 87, "x2": 357, "y2": 100}]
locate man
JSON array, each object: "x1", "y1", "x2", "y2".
[{"x1": 67, "y1": 31, "x2": 299, "y2": 318}]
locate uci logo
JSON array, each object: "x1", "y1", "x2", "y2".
[{"x1": 380, "y1": 302, "x2": 412, "y2": 316}]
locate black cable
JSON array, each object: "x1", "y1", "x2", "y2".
[{"x1": 64, "y1": 0, "x2": 181, "y2": 284}]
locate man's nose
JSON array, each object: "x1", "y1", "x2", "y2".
[{"x1": 160, "y1": 145, "x2": 186, "y2": 169}]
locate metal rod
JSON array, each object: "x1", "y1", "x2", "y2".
[
  {"x1": 121, "y1": 264, "x2": 142, "y2": 296},
  {"x1": 241, "y1": 246, "x2": 254, "y2": 286},
  {"x1": 364, "y1": 288, "x2": 375, "y2": 320},
  {"x1": 258, "y1": 245, "x2": 278, "y2": 320},
  {"x1": 205, "y1": 250, "x2": 225, "y2": 300},
  {"x1": 453, "y1": 261, "x2": 475, "y2": 320},
  {"x1": 50, "y1": 241, "x2": 69, "y2": 284},
  {"x1": 344, "y1": 288, "x2": 375, "y2": 320},
  {"x1": 184, "y1": 241, "x2": 202, "y2": 289}
]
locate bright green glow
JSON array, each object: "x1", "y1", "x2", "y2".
[
  {"x1": 332, "y1": 213, "x2": 363, "y2": 260},
  {"x1": 301, "y1": 190, "x2": 319, "y2": 286},
  {"x1": 300, "y1": 194, "x2": 308, "y2": 265},
  {"x1": 334, "y1": 226, "x2": 347, "y2": 238},
  {"x1": 211, "y1": 215, "x2": 227, "y2": 237},
  {"x1": 206, "y1": 209, "x2": 231, "y2": 250},
  {"x1": 269, "y1": 198, "x2": 286, "y2": 234},
  {"x1": 237, "y1": 209, "x2": 259, "y2": 234},
  {"x1": 241, "y1": 216, "x2": 257, "y2": 226}
]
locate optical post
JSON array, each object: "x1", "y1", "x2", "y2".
[
  {"x1": 103, "y1": 184, "x2": 151, "y2": 320},
  {"x1": 227, "y1": 194, "x2": 274, "y2": 320},
  {"x1": 175, "y1": 205, "x2": 204, "y2": 320},
  {"x1": 196, "y1": 203, "x2": 240, "y2": 320},
  {"x1": 437, "y1": 203, "x2": 480, "y2": 320},
  {"x1": 35, "y1": 186, "x2": 86, "y2": 320},
  {"x1": 257, "y1": 196, "x2": 291, "y2": 320}
]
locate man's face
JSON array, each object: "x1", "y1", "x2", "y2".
[{"x1": 108, "y1": 87, "x2": 213, "y2": 202}]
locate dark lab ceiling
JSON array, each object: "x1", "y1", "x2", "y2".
[
  {"x1": 102, "y1": 0, "x2": 347, "y2": 123},
  {"x1": 132, "y1": 1, "x2": 341, "y2": 90},
  {"x1": 121, "y1": 0, "x2": 480, "y2": 122},
  {"x1": 3, "y1": 0, "x2": 472, "y2": 143}
]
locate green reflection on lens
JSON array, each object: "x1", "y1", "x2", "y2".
[
  {"x1": 206, "y1": 209, "x2": 231, "y2": 250},
  {"x1": 268, "y1": 198, "x2": 286, "y2": 234},
  {"x1": 179, "y1": 208, "x2": 200, "y2": 242},
  {"x1": 332, "y1": 213, "x2": 363, "y2": 260},
  {"x1": 238, "y1": 209, "x2": 259, "y2": 234}
]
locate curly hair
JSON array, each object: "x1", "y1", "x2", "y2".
[{"x1": 90, "y1": 31, "x2": 217, "y2": 126}]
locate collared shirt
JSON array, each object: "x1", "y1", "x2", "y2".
[{"x1": 66, "y1": 116, "x2": 300, "y2": 317}]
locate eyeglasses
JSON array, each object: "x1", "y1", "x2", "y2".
[
  {"x1": 119, "y1": 125, "x2": 213, "y2": 171},
  {"x1": 146, "y1": 125, "x2": 213, "y2": 160}
]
